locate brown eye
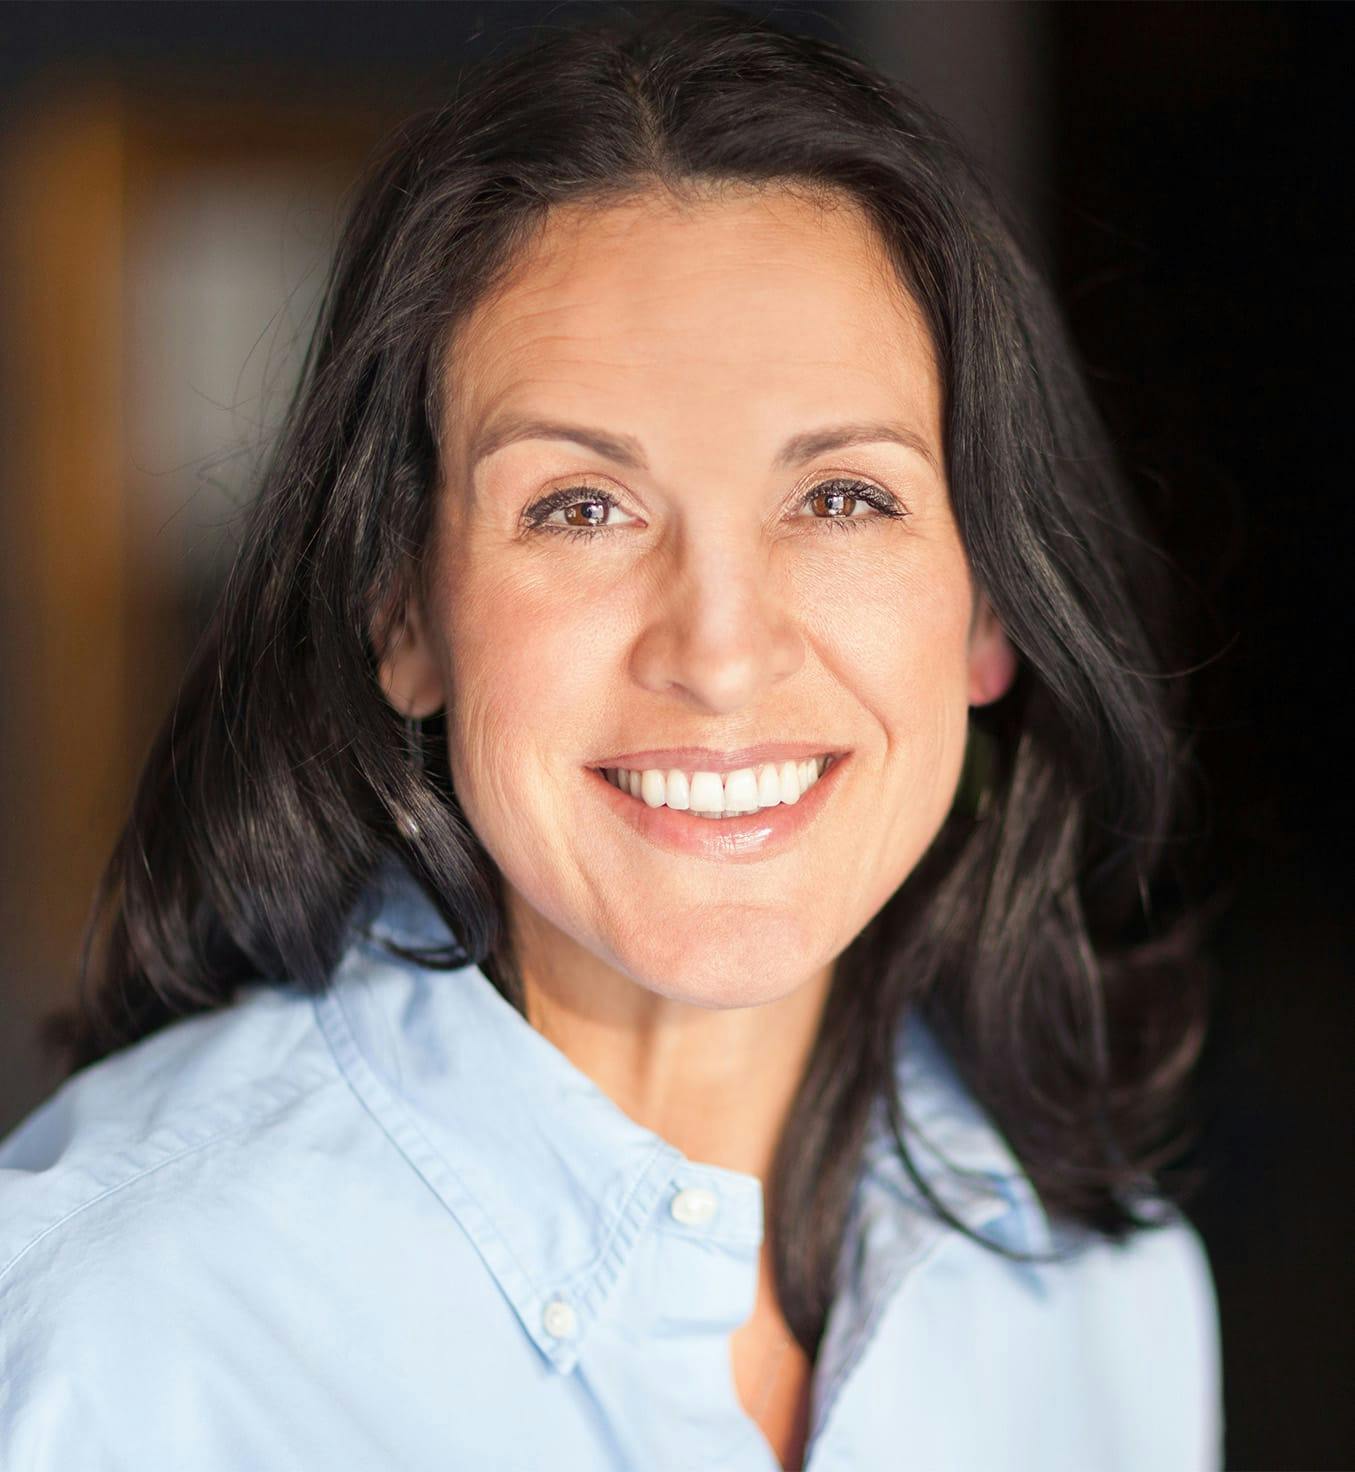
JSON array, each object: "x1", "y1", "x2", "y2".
[
  {"x1": 524, "y1": 477, "x2": 906, "y2": 542},
  {"x1": 522, "y1": 487, "x2": 638, "y2": 538},
  {"x1": 560, "y1": 498, "x2": 609, "y2": 528},
  {"x1": 808, "y1": 485, "x2": 864, "y2": 518},
  {"x1": 798, "y1": 477, "x2": 907, "y2": 531}
]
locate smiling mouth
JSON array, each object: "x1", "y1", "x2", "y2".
[{"x1": 590, "y1": 752, "x2": 842, "y2": 819}]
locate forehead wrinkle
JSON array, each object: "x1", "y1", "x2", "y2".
[
  {"x1": 478, "y1": 206, "x2": 915, "y2": 326},
  {"x1": 479, "y1": 299, "x2": 911, "y2": 376},
  {"x1": 489, "y1": 229, "x2": 898, "y2": 336},
  {"x1": 446, "y1": 200, "x2": 942, "y2": 479}
]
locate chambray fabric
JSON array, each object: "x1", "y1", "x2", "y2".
[{"x1": 0, "y1": 856, "x2": 1223, "y2": 1470}]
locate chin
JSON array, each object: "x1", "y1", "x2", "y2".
[{"x1": 623, "y1": 940, "x2": 823, "y2": 1010}]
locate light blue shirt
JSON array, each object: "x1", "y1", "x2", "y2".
[{"x1": 0, "y1": 857, "x2": 1223, "y2": 1470}]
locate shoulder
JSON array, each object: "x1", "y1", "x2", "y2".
[
  {"x1": 1048, "y1": 1208, "x2": 1220, "y2": 1374},
  {"x1": 0, "y1": 982, "x2": 343, "y2": 1286},
  {"x1": 0, "y1": 986, "x2": 354, "y2": 1458},
  {"x1": 877, "y1": 1207, "x2": 1224, "y2": 1470},
  {"x1": 1038, "y1": 1209, "x2": 1224, "y2": 1469},
  {"x1": 1053, "y1": 1208, "x2": 1219, "y2": 1339}
]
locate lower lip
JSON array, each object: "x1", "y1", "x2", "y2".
[{"x1": 583, "y1": 755, "x2": 851, "y2": 864}]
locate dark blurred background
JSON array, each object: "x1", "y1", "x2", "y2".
[{"x1": 0, "y1": 4, "x2": 1348, "y2": 1467}]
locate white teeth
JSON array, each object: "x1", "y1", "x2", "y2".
[
  {"x1": 757, "y1": 764, "x2": 781, "y2": 807},
  {"x1": 665, "y1": 768, "x2": 690, "y2": 810},
  {"x1": 603, "y1": 755, "x2": 834, "y2": 817},
  {"x1": 779, "y1": 760, "x2": 801, "y2": 804},
  {"x1": 723, "y1": 768, "x2": 760, "y2": 811},
  {"x1": 687, "y1": 771, "x2": 726, "y2": 812}
]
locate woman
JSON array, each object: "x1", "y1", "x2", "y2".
[{"x1": 0, "y1": 5, "x2": 1222, "y2": 1469}]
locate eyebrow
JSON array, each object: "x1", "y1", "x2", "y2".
[{"x1": 469, "y1": 414, "x2": 940, "y2": 475}]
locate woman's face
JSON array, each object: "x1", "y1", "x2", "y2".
[{"x1": 381, "y1": 186, "x2": 1015, "y2": 1009}]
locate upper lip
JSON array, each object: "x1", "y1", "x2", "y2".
[{"x1": 588, "y1": 742, "x2": 848, "y2": 774}]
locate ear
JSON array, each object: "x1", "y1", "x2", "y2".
[
  {"x1": 370, "y1": 579, "x2": 447, "y2": 719},
  {"x1": 966, "y1": 592, "x2": 1018, "y2": 707}
]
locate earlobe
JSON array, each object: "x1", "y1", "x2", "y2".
[
  {"x1": 371, "y1": 587, "x2": 447, "y2": 719},
  {"x1": 967, "y1": 596, "x2": 1018, "y2": 708}
]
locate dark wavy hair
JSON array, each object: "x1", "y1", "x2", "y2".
[{"x1": 41, "y1": 1, "x2": 1219, "y2": 1367}]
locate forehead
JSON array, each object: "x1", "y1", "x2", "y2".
[{"x1": 443, "y1": 187, "x2": 941, "y2": 465}]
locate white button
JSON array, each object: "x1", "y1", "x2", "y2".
[
  {"x1": 542, "y1": 1297, "x2": 577, "y2": 1338},
  {"x1": 670, "y1": 1185, "x2": 719, "y2": 1227}
]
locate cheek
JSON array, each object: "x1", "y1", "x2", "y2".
[
  {"x1": 896, "y1": 573, "x2": 973, "y2": 716},
  {"x1": 822, "y1": 544, "x2": 974, "y2": 860},
  {"x1": 813, "y1": 537, "x2": 973, "y2": 727},
  {"x1": 436, "y1": 550, "x2": 604, "y2": 814},
  {"x1": 434, "y1": 548, "x2": 636, "y2": 955}
]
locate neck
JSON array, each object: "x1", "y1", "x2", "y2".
[{"x1": 508, "y1": 902, "x2": 835, "y2": 1182}]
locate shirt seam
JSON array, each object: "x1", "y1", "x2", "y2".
[
  {"x1": 554, "y1": 1136, "x2": 677, "y2": 1303},
  {"x1": 313, "y1": 979, "x2": 552, "y2": 1316},
  {"x1": 0, "y1": 1063, "x2": 340, "y2": 1288},
  {"x1": 313, "y1": 977, "x2": 684, "y2": 1374},
  {"x1": 648, "y1": 1219, "x2": 767, "y2": 1249}
]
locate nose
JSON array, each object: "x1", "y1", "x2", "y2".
[{"x1": 628, "y1": 537, "x2": 804, "y2": 712}]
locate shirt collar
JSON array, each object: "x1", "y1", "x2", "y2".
[
  {"x1": 861, "y1": 1001, "x2": 1055, "y2": 1260},
  {"x1": 313, "y1": 856, "x2": 1052, "y2": 1372}
]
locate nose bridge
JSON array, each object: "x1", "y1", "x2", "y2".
[{"x1": 630, "y1": 527, "x2": 803, "y2": 710}]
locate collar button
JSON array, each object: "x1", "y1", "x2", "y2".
[
  {"x1": 670, "y1": 1185, "x2": 719, "y2": 1227},
  {"x1": 542, "y1": 1297, "x2": 577, "y2": 1339}
]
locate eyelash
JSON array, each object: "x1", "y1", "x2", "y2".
[{"x1": 523, "y1": 477, "x2": 909, "y2": 542}]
